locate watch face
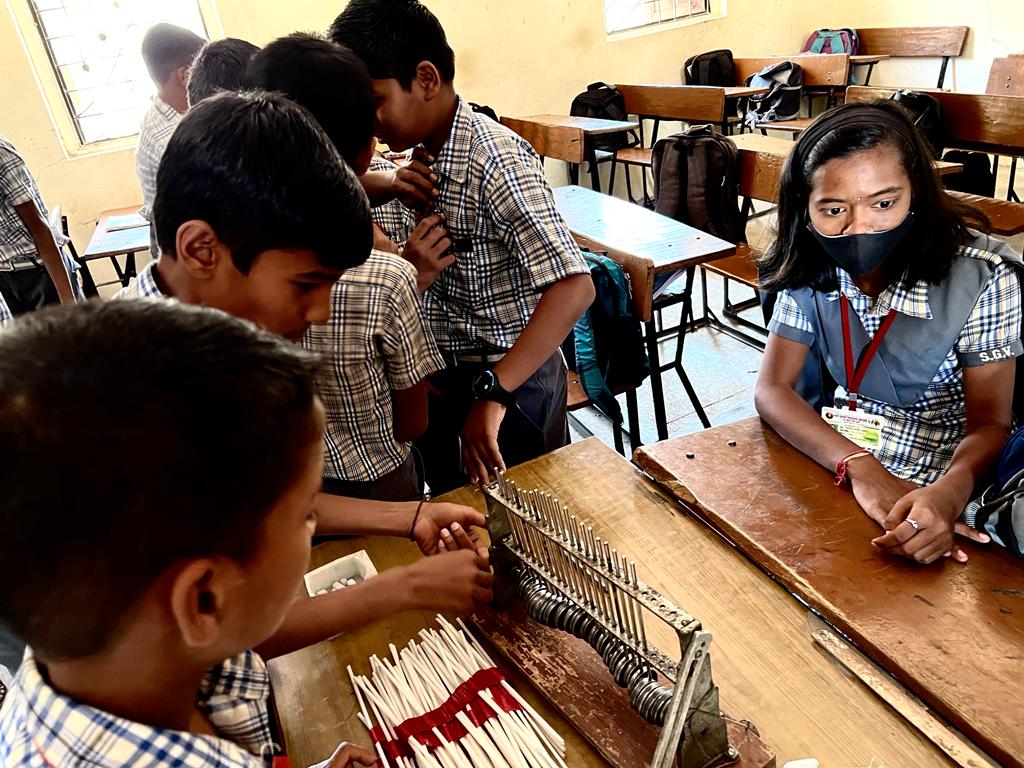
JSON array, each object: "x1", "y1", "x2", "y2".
[{"x1": 473, "y1": 370, "x2": 494, "y2": 398}]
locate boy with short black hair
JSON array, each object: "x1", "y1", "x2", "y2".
[
  {"x1": 117, "y1": 89, "x2": 493, "y2": 650},
  {"x1": 186, "y1": 37, "x2": 260, "y2": 107},
  {"x1": 136, "y1": 22, "x2": 204, "y2": 249},
  {"x1": 249, "y1": 33, "x2": 450, "y2": 500},
  {"x1": 330, "y1": 0, "x2": 595, "y2": 494},
  {"x1": 0, "y1": 300, "x2": 376, "y2": 768}
]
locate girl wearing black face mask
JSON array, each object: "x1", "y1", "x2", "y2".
[{"x1": 754, "y1": 101, "x2": 1022, "y2": 565}]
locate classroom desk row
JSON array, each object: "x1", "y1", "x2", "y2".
[{"x1": 269, "y1": 429, "x2": 1021, "y2": 767}]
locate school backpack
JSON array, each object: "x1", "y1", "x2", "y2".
[
  {"x1": 650, "y1": 124, "x2": 746, "y2": 244},
  {"x1": 683, "y1": 49, "x2": 735, "y2": 87},
  {"x1": 569, "y1": 82, "x2": 640, "y2": 151},
  {"x1": 802, "y1": 28, "x2": 860, "y2": 55},
  {"x1": 941, "y1": 150, "x2": 997, "y2": 198},
  {"x1": 563, "y1": 251, "x2": 650, "y2": 426},
  {"x1": 889, "y1": 90, "x2": 945, "y2": 158},
  {"x1": 964, "y1": 425, "x2": 1024, "y2": 558},
  {"x1": 469, "y1": 102, "x2": 499, "y2": 122},
  {"x1": 742, "y1": 61, "x2": 803, "y2": 128}
]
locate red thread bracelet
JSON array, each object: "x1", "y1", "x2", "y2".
[{"x1": 834, "y1": 449, "x2": 872, "y2": 487}]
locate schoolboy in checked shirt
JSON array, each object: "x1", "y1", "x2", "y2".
[
  {"x1": 0, "y1": 300, "x2": 377, "y2": 768},
  {"x1": 331, "y1": 0, "x2": 595, "y2": 494}
]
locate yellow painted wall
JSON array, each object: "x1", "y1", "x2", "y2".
[{"x1": 0, "y1": 0, "x2": 1017, "y2": 260}]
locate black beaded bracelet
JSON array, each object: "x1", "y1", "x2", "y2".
[{"x1": 408, "y1": 499, "x2": 426, "y2": 541}]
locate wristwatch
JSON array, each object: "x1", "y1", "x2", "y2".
[{"x1": 471, "y1": 370, "x2": 516, "y2": 407}]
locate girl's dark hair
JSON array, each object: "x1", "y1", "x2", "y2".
[{"x1": 759, "y1": 100, "x2": 988, "y2": 293}]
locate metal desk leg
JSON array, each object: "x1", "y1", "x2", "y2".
[
  {"x1": 585, "y1": 139, "x2": 602, "y2": 193},
  {"x1": 79, "y1": 263, "x2": 99, "y2": 298},
  {"x1": 671, "y1": 271, "x2": 711, "y2": 429},
  {"x1": 644, "y1": 316, "x2": 671, "y2": 441}
]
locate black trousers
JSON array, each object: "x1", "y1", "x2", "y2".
[
  {"x1": 320, "y1": 451, "x2": 423, "y2": 502},
  {"x1": 0, "y1": 267, "x2": 60, "y2": 316},
  {"x1": 414, "y1": 351, "x2": 569, "y2": 495}
]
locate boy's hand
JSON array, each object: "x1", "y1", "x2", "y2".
[
  {"x1": 323, "y1": 742, "x2": 378, "y2": 767},
  {"x1": 873, "y1": 485, "x2": 989, "y2": 564},
  {"x1": 402, "y1": 214, "x2": 455, "y2": 293},
  {"x1": 391, "y1": 154, "x2": 438, "y2": 214},
  {"x1": 403, "y1": 547, "x2": 493, "y2": 612},
  {"x1": 462, "y1": 400, "x2": 507, "y2": 485},
  {"x1": 412, "y1": 503, "x2": 486, "y2": 555}
]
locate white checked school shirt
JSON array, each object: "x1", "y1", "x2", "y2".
[
  {"x1": 368, "y1": 155, "x2": 416, "y2": 246},
  {"x1": 135, "y1": 96, "x2": 181, "y2": 220},
  {"x1": 0, "y1": 649, "x2": 274, "y2": 767},
  {"x1": 0, "y1": 292, "x2": 11, "y2": 324},
  {"x1": 303, "y1": 250, "x2": 444, "y2": 481},
  {"x1": 114, "y1": 259, "x2": 163, "y2": 300},
  {"x1": 0, "y1": 134, "x2": 71, "y2": 268},
  {"x1": 424, "y1": 97, "x2": 588, "y2": 356},
  {"x1": 770, "y1": 246, "x2": 1022, "y2": 487}
]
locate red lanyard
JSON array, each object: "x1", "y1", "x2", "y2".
[{"x1": 840, "y1": 294, "x2": 897, "y2": 411}]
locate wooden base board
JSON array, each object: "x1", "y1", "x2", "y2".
[{"x1": 472, "y1": 600, "x2": 775, "y2": 768}]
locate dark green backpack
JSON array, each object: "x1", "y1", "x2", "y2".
[{"x1": 564, "y1": 252, "x2": 650, "y2": 424}]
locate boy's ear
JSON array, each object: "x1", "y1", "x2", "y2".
[
  {"x1": 415, "y1": 61, "x2": 443, "y2": 100},
  {"x1": 169, "y1": 558, "x2": 243, "y2": 650},
  {"x1": 175, "y1": 220, "x2": 233, "y2": 280},
  {"x1": 175, "y1": 66, "x2": 190, "y2": 90}
]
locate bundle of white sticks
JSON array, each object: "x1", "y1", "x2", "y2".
[{"x1": 347, "y1": 616, "x2": 566, "y2": 768}]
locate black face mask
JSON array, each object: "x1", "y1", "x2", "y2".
[{"x1": 809, "y1": 212, "x2": 915, "y2": 277}]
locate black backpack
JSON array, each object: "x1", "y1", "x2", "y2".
[
  {"x1": 683, "y1": 49, "x2": 735, "y2": 86},
  {"x1": 561, "y1": 251, "x2": 650, "y2": 426},
  {"x1": 469, "y1": 102, "x2": 499, "y2": 122},
  {"x1": 743, "y1": 61, "x2": 803, "y2": 128},
  {"x1": 889, "y1": 90, "x2": 944, "y2": 158},
  {"x1": 942, "y1": 150, "x2": 997, "y2": 197},
  {"x1": 569, "y1": 82, "x2": 640, "y2": 151},
  {"x1": 650, "y1": 125, "x2": 746, "y2": 244}
]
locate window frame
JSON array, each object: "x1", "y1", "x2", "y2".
[
  {"x1": 5, "y1": 0, "x2": 223, "y2": 157},
  {"x1": 603, "y1": 0, "x2": 725, "y2": 39}
]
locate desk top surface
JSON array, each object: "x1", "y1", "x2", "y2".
[
  {"x1": 553, "y1": 185, "x2": 734, "y2": 275},
  {"x1": 729, "y1": 131, "x2": 964, "y2": 174},
  {"x1": 850, "y1": 54, "x2": 892, "y2": 64},
  {"x1": 635, "y1": 418, "x2": 1024, "y2": 767},
  {"x1": 723, "y1": 85, "x2": 770, "y2": 99},
  {"x1": 84, "y1": 206, "x2": 150, "y2": 259},
  {"x1": 519, "y1": 114, "x2": 639, "y2": 134},
  {"x1": 270, "y1": 437, "x2": 952, "y2": 767}
]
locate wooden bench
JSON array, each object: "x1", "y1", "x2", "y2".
[
  {"x1": 847, "y1": 85, "x2": 1024, "y2": 231},
  {"x1": 855, "y1": 26, "x2": 969, "y2": 89},
  {"x1": 697, "y1": 141, "x2": 785, "y2": 348},
  {"x1": 986, "y1": 57, "x2": 1024, "y2": 202},
  {"x1": 734, "y1": 53, "x2": 851, "y2": 123},
  {"x1": 609, "y1": 84, "x2": 727, "y2": 203}
]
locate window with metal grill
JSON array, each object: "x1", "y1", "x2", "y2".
[{"x1": 24, "y1": 0, "x2": 208, "y2": 145}]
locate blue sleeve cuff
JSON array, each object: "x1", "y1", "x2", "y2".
[{"x1": 768, "y1": 320, "x2": 815, "y2": 347}]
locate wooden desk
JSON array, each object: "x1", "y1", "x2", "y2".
[
  {"x1": 723, "y1": 86, "x2": 769, "y2": 99},
  {"x1": 81, "y1": 206, "x2": 150, "y2": 296},
  {"x1": 849, "y1": 53, "x2": 891, "y2": 85},
  {"x1": 519, "y1": 114, "x2": 638, "y2": 193},
  {"x1": 553, "y1": 184, "x2": 735, "y2": 439},
  {"x1": 635, "y1": 418, "x2": 1024, "y2": 768},
  {"x1": 271, "y1": 438, "x2": 955, "y2": 766},
  {"x1": 730, "y1": 131, "x2": 965, "y2": 175}
]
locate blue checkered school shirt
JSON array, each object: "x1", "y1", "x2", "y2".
[
  {"x1": 0, "y1": 292, "x2": 11, "y2": 324},
  {"x1": 113, "y1": 259, "x2": 163, "y2": 300},
  {"x1": 0, "y1": 649, "x2": 275, "y2": 767},
  {"x1": 424, "y1": 97, "x2": 588, "y2": 355},
  {"x1": 770, "y1": 243, "x2": 1022, "y2": 486}
]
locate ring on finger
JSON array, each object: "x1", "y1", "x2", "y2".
[{"x1": 905, "y1": 517, "x2": 920, "y2": 530}]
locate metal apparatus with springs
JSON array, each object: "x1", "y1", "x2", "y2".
[{"x1": 482, "y1": 472, "x2": 740, "y2": 768}]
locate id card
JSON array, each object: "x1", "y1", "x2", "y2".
[{"x1": 821, "y1": 406, "x2": 887, "y2": 449}]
